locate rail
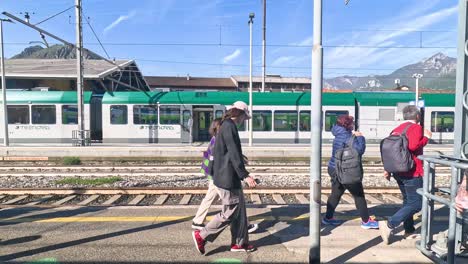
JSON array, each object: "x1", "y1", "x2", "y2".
[{"x1": 416, "y1": 155, "x2": 468, "y2": 264}]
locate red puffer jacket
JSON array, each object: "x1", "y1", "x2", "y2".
[{"x1": 391, "y1": 121, "x2": 429, "y2": 177}]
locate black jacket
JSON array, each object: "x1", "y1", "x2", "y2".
[{"x1": 212, "y1": 119, "x2": 249, "y2": 190}]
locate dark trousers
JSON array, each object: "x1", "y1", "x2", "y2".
[
  {"x1": 388, "y1": 176, "x2": 423, "y2": 232},
  {"x1": 325, "y1": 167, "x2": 370, "y2": 222}
]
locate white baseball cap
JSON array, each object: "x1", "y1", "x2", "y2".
[{"x1": 229, "y1": 101, "x2": 251, "y2": 119}]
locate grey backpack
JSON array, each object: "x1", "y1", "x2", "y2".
[
  {"x1": 335, "y1": 135, "x2": 363, "y2": 184},
  {"x1": 380, "y1": 123, "x2": 414, "y2": 173}
]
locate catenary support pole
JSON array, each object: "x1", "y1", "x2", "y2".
[
  {"x1": 248, "y1": 13, "x2": 254, "y2": 146},
  {"x1": 262, "y1": 0, "x2": 266, "y2": 93},
  {"x1": 75, "y1": 0, "x2": 85, "y2": 146},
  {"x1": 310, "y1": 0, "x2": 322, "y2": 263},
  {"x1": 0, "y1": 20, "x2": 9, "y2": 146}
]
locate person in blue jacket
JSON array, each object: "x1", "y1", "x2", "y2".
[{"x1": 323, "y1": 115, "x2": 379, "y2": 229}]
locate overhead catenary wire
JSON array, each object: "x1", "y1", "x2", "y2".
[
  {"x1": 83, "y1": 14, "x2": 111, "y2": 59},
  {"x1": 34, "y1": 6, "x2": 75, "y2": 26}
]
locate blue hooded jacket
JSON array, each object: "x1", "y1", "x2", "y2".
[{"x1": 328, "y1": 125, "x2": 366, "y2": 170}]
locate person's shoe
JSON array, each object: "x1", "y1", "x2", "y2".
[
  {"x1": 247, "y1": 224, "x2": 259, "y2": 234},
  {"x1": 191, "y1": 222, "x2": 205, "y2": 230},
  {"x1": 379, "y1": 220, "x2": 394, "y2": 245},
  {"x1": 230, "y1": 244, "x2": 257, "y2": 252},
  {"x1": 321, "y1": 217, "x2": 341, "y2": 226},
  {"x1": 404, "y1": 230, "x2": 421, "y2": 240},
  {"x1": 361, "y1": 219, "x2": 379, "y2": 230},
  {"x1": 192, "y1": 230, "x2": 205, "y2": 255}
]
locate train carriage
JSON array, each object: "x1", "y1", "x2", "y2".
[
  {"x1": 0, "y1": 91, "x2": 92, "y2": 143},
  {"x1": 421, "y1": 93, "x2": 455, "y2": 144},
  {"x1": 101, "y1": 91, "x2": 355, "y2": 144}
]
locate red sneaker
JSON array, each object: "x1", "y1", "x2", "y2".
[
  {"x1": 230, "y1": 244, "x2": 257, "y2": 252},
  {"x1": 192, "y1": 230, "x2": 205, "y2": 255}
]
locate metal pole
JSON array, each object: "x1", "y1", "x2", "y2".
[
  {"x1": 248, "y1": 13, "x2": 254, "y2": 147},
  {"x1": 75, "y1": 0, "x2": 85, "y2": 146},
  {"x1": 310, "y1": 0, "x2": 322, "y2": 263},
  {"x1": 262, "y1": 0, "x2": 266, "y2": 93},
  {"x1": 0, "y1": 20, "x2": 9, "y2": 147},
  {"x1": 454, "y1": 0, "x2": 468, "y2": 159},
  {"x1": 415, "y1": 77, "x2": 419, "y2": 106}
]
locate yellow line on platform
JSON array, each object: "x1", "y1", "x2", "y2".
[{"x1": 0, "y1": 215, "x2": 449, "y2": 223}]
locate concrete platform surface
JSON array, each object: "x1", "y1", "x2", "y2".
[
  {"x1": 0, "y1": 143, "x2": 453, "y2": 158},
  {"x1": 0, "y1": 205, "x2": 451, "y2": 263}
]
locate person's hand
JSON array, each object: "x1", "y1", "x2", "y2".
[
  {"x1": 245, "y1": 176, "x2": 257, "y2": 188},
  {"x1": 424, "y1": 128, "x2": 432, "y2": 139},
  {"x1": 353, "y1": 131, "x2": 363, "y2": 137},
  {"x1": 455, "y1": 201, "x2": 465, "y2": 213},
  {"x1": 384, "y1": 171, "x2": 391, "y2": 181}
]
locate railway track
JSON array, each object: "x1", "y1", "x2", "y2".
[{"x1": 0, "y1": 187, "x2": 448, "y2": 208}]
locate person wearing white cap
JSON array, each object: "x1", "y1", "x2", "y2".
[{"x1": 192, "y1": 101, "x2": 258, "y2": 255}]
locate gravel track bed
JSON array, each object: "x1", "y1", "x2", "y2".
[
  {"x1": 138, "y1": 195, "x2": 159, "y2": 206},
  {"x1": 114, "y1": 195, "x2": 136, "y2": 206},
  {"x1": 189, "y1": 194, "x2": 204, "y2": 205},
  {"x1": 89, "y1": 195, "x2": 112, "y2": 206},
  {"x1": 0, "y1": 174, "x2": 452, "y2": 189},
  {"x1": 165, "y1": 195, "x2": 182, "y2": 205}
]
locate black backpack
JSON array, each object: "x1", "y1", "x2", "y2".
[
  {"x1": 335, "y1": 135, "x2": 363, "y2": 184},
  {"x1": 380, "y1": 123, "x2": 414, "y2": 173}
]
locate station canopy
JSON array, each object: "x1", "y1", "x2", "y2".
[{"x1": 2, "y1": 59, "x2": 150, "y2": 91}]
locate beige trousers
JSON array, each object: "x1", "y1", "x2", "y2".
[{"x1": 192, "y1": 180, "x2": 219, "y2": 225}]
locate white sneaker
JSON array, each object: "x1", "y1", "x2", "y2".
[
  {"x1": 247, "y1": 224, "x2": 258, "y2": 234},
  {"x1": 379, "y1": 220, "x2": 393, "y2": 245}
]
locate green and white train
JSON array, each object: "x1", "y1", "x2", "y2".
[{"x1": 0, "y1": 90, "x2": 455, "y2": 144}]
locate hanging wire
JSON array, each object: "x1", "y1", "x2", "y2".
[
  {"x1": 34, "y1": 6, "x2": 75, "y2": 25},
  {"x1": 83, "y1": 15, "x2": 111, "y2": 59}
]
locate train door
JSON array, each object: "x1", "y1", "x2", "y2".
[
  {"x1": 90, "y1": 94, "x2": 103, "y2": 141},
  {"x1": 193, "y1": 106, "x2": 214, "y2": 142},
  {"x1": 181, "y1": 105, "x2": 192, "y2": 143}
]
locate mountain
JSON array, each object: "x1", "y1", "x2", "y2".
[
  {"x1": 11, "y1": 44, "x2": 100, "y2": 59},
  {"x1": 324, "y1": 52, "x2": 457, "y2": 90}
]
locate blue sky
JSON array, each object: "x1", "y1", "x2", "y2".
[{"x1": 0, "y1": 0, "x2": 459, "y2": 78}]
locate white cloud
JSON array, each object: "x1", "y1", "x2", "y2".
[
  {"x1": 324, "y1": 5, "x2": 458, "y2": 75},
  {"x1": 272, "y1": 56, "x2": 294, "y2": 66},
  {"x1": 103, "y1": 10, "x2": 137, "y2": 35},
  {"x1": 296, "y1": 36, "x2": 313, "y2": 46},
  {"x1": 223, "y1": 49, "x2": 242, "y2": 63}
]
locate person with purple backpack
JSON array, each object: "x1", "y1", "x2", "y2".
[{"x1": 191, "y1": 117, "x2": 258, "y2": 234}]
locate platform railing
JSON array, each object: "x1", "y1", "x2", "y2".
[
  {"x1": 416, "y1": 155, "x2": 468, "y2": 264},
  {"x1": 72, "y1": 130, "x2": 91, "y2": 146}
]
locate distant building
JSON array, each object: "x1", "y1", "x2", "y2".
[
  {"x1": 2, "y1": 59, "x2": 149, "y2": 92},
  {"x1": 145, "y1": 74, "x2": 312, "y2": 92},
  {"x1": 145, "y1": 75, "x2": 236, "y2": 92}
]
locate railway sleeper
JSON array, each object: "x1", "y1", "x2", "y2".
[{"x1": 0, "y1": 192, "x2": 418, "y2": 207}]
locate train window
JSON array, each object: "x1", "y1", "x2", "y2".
[
  {"x1": 431, "y1": 111, "x2": 454, "y2": 132},
  {"x1": 274, "y1": 111, "x2": 298, "y2": 131},
  {"x1": 325, "y1": 110, "x2": 349, "y2": 131},
  {"x1": 215, "y1": 110, "x2": 223, "y2": 119},
  {"x1": 379, "y1": 109, "x2": 395, "y2": 121},
  {"x1": 253, "y1": 111, "x2": 272, "y2": 131},
  {"x1": 133, "y1": 105, "x2": 157, "y2": 124},
  {"x1": 182, "y1": 110, "x2": 191, "y2": 129},
  {"x1": 160, "y1": 106, "x2": 180, "y2": 125},
  {"x1": 62, "y1": 105, "x2": 78, "y2": 124},
  {"x1": 31, "y1": 105, "x2": 56, "y2": 124},
  {"x1": 7, "y1": 105, "x2": 29, "y2": 124},
  {"x1": 299, "y1": 111, "x2": 310, "y2": 131},
  {"x1": 110, "y1": 105, "x2": 127, "y2": 124}
]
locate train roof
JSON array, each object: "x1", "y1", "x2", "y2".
[
  {"x1": 421, "y1": 93, "x2": 455, "y2": 107},
  {"x1": 353, "y1": 91, "x2": 416, "y2": 106},
  {"x1": 0, "y1": 91, "x2": 93, "y2": 104},
  {"x1": 102, "y1": 91, "x2": 356, "y2": 106}
]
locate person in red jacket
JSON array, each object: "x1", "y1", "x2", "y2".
[{"x1": 379, "y1": 105, "x2": 432, "y2": 244}]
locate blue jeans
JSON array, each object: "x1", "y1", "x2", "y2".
[{"x1": 389, "y1": 176, "x2": 423, "y2": 232}]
